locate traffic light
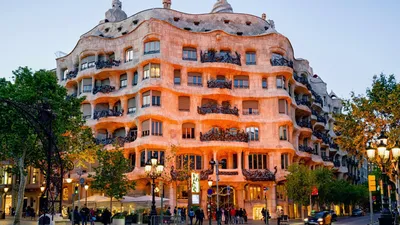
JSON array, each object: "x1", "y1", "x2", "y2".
[{"x1": 74, "y1": 185, "x2": 78, "y2": 194}]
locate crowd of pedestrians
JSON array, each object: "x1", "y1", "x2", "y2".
[
  {"x1": 70, "y1": 204, "x2": 111, "y2": 225},
  {"x1": 215, "y1": 207, "x2": 247, "y2": 225}
]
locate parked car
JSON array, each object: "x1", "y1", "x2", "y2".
[
  {"x1": 304, "y1": 211, "x2": 332, "y2": 225},
  {"x1": 351, "y1": 209, "x2": 365, "y2": 217},
  {"x1": 329, "y1": 210, "x2": 337, "y2": 221}
]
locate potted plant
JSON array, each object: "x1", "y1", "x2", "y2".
[{"x1": 112, "y1": 214, "x2": 125, "y2": 225}]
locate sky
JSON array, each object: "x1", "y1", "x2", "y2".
[{"x1": 0, "y1": 0, "x2": 399, "y2": 99}]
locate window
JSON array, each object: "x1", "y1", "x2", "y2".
[
  {"x1": 140, "y1": 149, "x2": 165, "y2": 167},
  {"x1": 277, "y1": 185, "x2": 286, "y2": 200},
  {"x1": 188, "y1": 72, "x2": 202, "y2": 86},
  {"x1": 174, "y1": 70, "x2": 181, "y2": 85},
  {"x1": 82, "y1": 104, "x2": 91, "y2": 120},
  {"x1": 278, "y1": 99, "x2": 288, "y2": 114},
  {"x1": 133, "y1": 71, "x2": 138, "y2": 86},
  {"x1": 62, "y1": 68, "x2": 68, "y2": 80},
  {"x1": 128, "y1": 98, "x2": 136, "y2": 114},
  {"x1": 125, "y1": 48, "x2": 133, "y2": 62},
  {"x1": 183, "y1": 47, "x2": 197, "y2": 61},
  {"x1": 279, "y1": 125, "x2": 288, "y2": 140},
  {"x1": 120, "y1": 74, "x2": 127, "y2": 88},
  {"x1": 152, "y1": 120, "x2": 163, "y2": 136},
  {"x1": 249, "y1": 185, "x2": 262, "y2": 200},
  {"x1": 246, "y1": 127, "x2": 259, "y2": 141},
  {"x1": 281, "y1": 153, "x2": 289, "y2": 169},
  {"x1": 262, "y1": 78, "x2": 267, "y2": 89},
  {"x1": 243, "y1": 100, "x2": 259, "y2": 115},
  {"x1": 142, "y1": 91, "x2": 151, "y2": 108},
  {"x1": 129, "y1": 153, "x2": 136, "y2": 169},
  {"x1": 234, "y1": 75, "x2": 249, "y2": 88},
  {"x1": 144, "y1": 41, "x2": 160, "y2": 54},
  {"x1": 152, "y1": 91, "x2": 161, "y2": 106},
  {"x1": 142, "y1": 120, "x2": 150, "y2": 137},
  {"x1": 276, "y1": 76, "x2": 286, "y2": 89},
  {"x1": 246, "y1": 52, "x2": 256, "y2": 65},
  {"x1": 182, "y1": 123, "x2": 195, "y2": 139},
  {"x1": 178, "y1": 96, "x2": 190, "y2": 111},
  {"x1": 177, "y1": 184, "x2": 189, "y2": 199},
  {"x1": 176, "y1": 154, "x2": 202, "y2": 170},
  {"x1": 82, "y1": 78, "x2": 92, "y2": 93},
  {"x1": 233, "y1": 154, "x2": 238, "y2": 169},
  {"x1": 143, "y1": 63, "x2": 161, "y2": 80},
  {"x1": 80, "y1": 55, "x2": 95, "y2": 70},
  {"x1": 248, "y1": 154, "x2": 267, "y2": 169}
]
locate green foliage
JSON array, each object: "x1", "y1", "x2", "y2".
[
  {"x1": 312, "y1": 167, "x2": 334, "y2": 205},
  {"x1": 327, "y1": 179, "x2": 369, "y2": 206},
  {"x1": 285, "y1": 164, "x2": 314, "y2": 206},
  {"x1": 90, "y1": 149, "x2": 136, "y2": 201}
]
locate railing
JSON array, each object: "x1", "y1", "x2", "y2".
[
  {"x1": 207, "y1": 79, "x2": 232, "y2": 89},
  {"x1": 333, "y1": 160, "x2": 341, "y2": 167},
  {"x1": 197, "y1": 104, "x2": 239, "y2": 116},
  {"x1": 330, "y1": 143, "x2": 339, "y2": 150},
  {"x1": 200, "y1": 51, "x2": 241, "y2": 66},
  {"x1": 142, "y1": 130, "x2": 150, "y2": 137},
  {"x1": 311, "y1": 89, "x2": 323, "y2": 106},
  {"x1": 219, "y1": 170, "x2": 239, "y2": 176},
  {"x1": 312, "y1": 131, "x2": 322, "y2": 139},
  {"x1": 66, "y1": 70, "x2": 78, "y2": 80},
  {"x1": 243, "y1": 109, "x2": 259, "y2": 115},
  {"x1": 296, "y1": 119, "x2": 311, "y2": 128},
  {"x1": 295, "y1": 99, "x2": 311, "y2": 108},
  {"x1": 200, "y1": 128, "x2": 248, "y2": 142},
  {"x1": 95, "y1": 59, "x2": 121, "y2": 70},
  {"x1": 92, "y1": 85, "x2": 116, "y2": 94},
  {"x1": 242, "y1": 168, "x2": 276, "y2": 182},
  {"x1": 66, "y1": 93, "x2": 77, "y2": 99},
  {"x1": 312, "y1": 110, "x2": 327, "y2": 123},
  {"x1": 294, "y1": 75, "x2": 309, "y2": 86},
  {"x1": 270, "y1": 54, "x2": 293, "y2": 68},
  {"x1": 299, "y1": 145, "x2": 313, "y2": 153},
  {"x1": 95, "y1": 135, "x2": 136, "y2": 147},
  {"x1": 93, "y1": 109, "x2": 123, "y2": 120}
]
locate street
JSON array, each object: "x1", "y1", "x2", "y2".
[{"x1": 0, "y1": 214, "x2": 381, "y2": 225}]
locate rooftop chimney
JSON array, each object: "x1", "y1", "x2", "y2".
[{"x1": 163, "y1": 0, "x2": 171, "y2": 9}]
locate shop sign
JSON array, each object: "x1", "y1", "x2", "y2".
[{"x1": 191, "y1": 172, "x2": 200, "y2": 193}]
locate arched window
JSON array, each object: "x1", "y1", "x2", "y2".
[
  {"x1": 125, "y1": 48, "x2": 133, "y2": 62},
  {"x1": 80, "y1": 55, "x2": 95, "y2": 70},
  {"x1": 143, "y1": 63, "x2": 161, "y2": 79},
  {"x1": 276, "y1": 75, "x2": 286, "y2": 89}
]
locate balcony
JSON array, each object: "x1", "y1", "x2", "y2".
[
  {"x1": 299, "y1": 145, "x2": 313, "y2": 153},
  {"x1": 95, "y1": 59, "x2": 121, "y2": 70},
  {"x1": 66, "y1": 93, "x2": 77, "y2": 100},
  {"x1": 333, "y1": 160, "x2": 341, "y2": 167},
  {"x1": 270, "y1": 54, "x2": 293, "y2": 68},
  {"x1": 311, "y1": 89, "x2": 323, "y2": 106},
  {"x1": 92, "y1": 85, "x2": 116, "y2": 95},
  {"x1": 200, "y1": 128, "x2": 248, "y2": 142},
  {"x1": 242, "y1": 168, "x2": 276, "y2": 182},
  {"x1": 243, "y1": 109, "x2": 259, "y2": 115},
  {"x1": 197, "y1": 104, "x2": 239, "y2": 116},
  {"x1": 295, "y1": 99, "x2": 311, "y2": 108},
  {"x1": 207, "y1": 79, "x2": 232, "y2": 89},
  {"x1": 200, "y1": 51, "x2": 241, "y2": 66},
  {"x1": 330, "y1": 143, "x2": 339, "y2": 150},
  {"x1": 312, "y1": 110, "x2": 326, "y2": 123},
  {"x1": 93, "y1": 109, "x2": 123, "y2": 120},
  {"x1": 294, "y1": 74, "x2": 309, "y2": 87},
  {"x1": 66, "y1": 70, "x2": 78, "y2": 80},
  {"x1": 296, "y1": 119, "x2": 311, "y2": 129},
  {"x1": 95, "y1": 135, "x2": 136, "y2": 147}
]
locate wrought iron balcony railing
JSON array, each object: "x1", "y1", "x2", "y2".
[
  {"x1": 270, "y1": 54, "x2": 293, "y2": 68},
  {"x1": 92, "y1": 85, "x2": 116, "y2": 95},
  {"x1": 294, "y1": 75, "x2": 309, "y2": 86},
  {"x1": 200, "y1": 51, "x2": 241, "y2": 66},
  {"x1": 296, "y1": 119, "x2": 312, "y2": 128},
  {"x1": 207, "y1": 79, "x2": 232, "y2": 89},
  {"x1": 197, "y1": 104, "x2": 239, "y2": 116},
  {"x1": 299, "y1": 145, "x2": 313, "y2": 153},
  {"x1": 93, "y1": 109, "x2": 123, "y2": 120},
  {"x1": 242, "y1": 168, "x2": 277, "y2": 182},
  {"x1": 295, "y1": 99, "x2": 311, "y2": 108},
  {"x1": 66, "y1": 70, "x2": 78, "y2": 80},
  {"x1": 333, "y1": 160, "x2": 341, "y2": 167},
  {"x1": 95, "y1": 135, "x2": 136, "y2": 147},
  {"x1": 200, "y1": 128, "x2": 248, "y2": 142},
  {"x1": 330, "y1": 143, "x2": 339, "y2": 150},
  {"x1": 95, "y1": 60, "x2": 121, "y2": 70},
  {"x1": 311, "y1": 89, "x2": 324, "y2": 106}
]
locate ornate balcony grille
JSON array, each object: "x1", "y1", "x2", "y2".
[
  {"x1": 95, "y1": 135, "x2": 135, "y2": 147},
  {"x1": 330, "y1": 143, "x2": 339, "y2": 150},
  {"x1": 295, "y1": 99, "x2": 311, "y2": 108},
  {"x1": 200, "y1": 128, "x2": 248, "y2": 142},
  {"x1": 299, "y1": 145, "x2": 313, "y2": 153},
  {"x1": 333, "y1": 160, "x2": 341, "y2": 167},
  {"x1": 197, "y1": 103, "x2": 239, "y2": 116},
  {"x1": 270, "y1": 54, "x2": 293, "y2": 68},
  {"x1": 242, "y1": 167, "x2": 277, "y2": 182},
  {"x1": 95, "y1": 59, "x2": 121, "y2": 70},
  {"x1": 311, "y1": 89, "x2": 324, "y2": 106},
  {"x1": 93, "y1": 109, "x2": 123, "y2": 120},
  {"x1": 200, "y1": 50, "x2": 241, "y2": 66},
  {"x1": 92, "y1": 85, "x2": 116, "y2": 94},
  {"x1": 207, "y1": 79, "x2": 232, "y2": 89},
  {"x1": 296, "y1": 119, "x2": 312, "y2": 128},
  {"x1": 66, "y1": 70, "x2": 78, "y2": 80}
]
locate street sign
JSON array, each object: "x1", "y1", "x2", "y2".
[
  {"x1": 368, "y1": 175, "x2": 376, "y2": 192},
  {"x1": 311, "y1": 186, "x2": 318, "y2": 196},
  {"x1": 207, "y1": 188, "x2": 213, "y2": 195},
  {"x1": 227, "y1": 185, "x2": 230, "y2": 195},
  {"x1": 263, "y1": 187, "x2": 269, "y2": 192},
  {"x1": 79, "y1": 178, "x2": 85, "y2": 185}
]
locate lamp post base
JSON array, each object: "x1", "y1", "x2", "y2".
[{"x1": 378, "y1": 217, "x2": 392, "y2": 225}]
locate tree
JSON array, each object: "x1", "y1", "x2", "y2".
[
  {"x1": 90, "y1": 149, "x2": 136, "y2": 210},
  {"x1": 284, "y1": 164, "x2": 314, "y2": 219},
  {"x1": 0, "y1": 67, "x2": 92, "y2": 225},
  {"x1": 312, "y1": 167, "x2": 334, "y2": 207}
]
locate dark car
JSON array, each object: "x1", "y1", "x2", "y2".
[
  {"x1": 304, "y1": 211, "x2": 332, "y2": 225},
  {"x1": 351, "y1": 209, "x2": 365, "y2": 217}
]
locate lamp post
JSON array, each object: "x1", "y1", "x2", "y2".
[
  {"x1": 145, "y1": 154, "x2": 164, "y2": 225},
  {"x1": 66, "y1": 175, "x2": 74, "y2": 225},
  {"x1": 84, "y1": 184, "x2": 89, "y2": 206},
  {"x1": 366, "y1": 131, "x2": 400, "y2": 225},
  {"x1": 209, "y1": 159, "x2": 226, "y2": 210},
  {"x1": 208, "y1": 179, "x2": 212, "y2": 225}
]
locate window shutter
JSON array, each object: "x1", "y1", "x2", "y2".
[
  {"x1": 142, "y1": 120, "x2": 150, "y2": 131},
  {"x1": 82, "y1": 78, "x2": 92, "y2": 85},
  {"x1": 179, "y1": 96, "x2": 190, "y2": 111},
  {"x1": 82, "y1": 104, "x2": 91, "y2": 116},
  {"x1": 152, "y1": 90, "x2": 161, "y2": 97},
  {"x1": 128, "y1": 98, "x2": 136, "y2": 108},
  {"x1": 243, "y1": 100, "x2": 258, "y2": 109},
  {"x1": 279, "y1": 99, "x2": 286, "y2": 113}
]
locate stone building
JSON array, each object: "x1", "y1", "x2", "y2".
[{"x1": 56, "y1": 0, "x2": 353, "y2": 219}]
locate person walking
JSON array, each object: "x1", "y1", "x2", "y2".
[
  {"x1": 276, "y1": 208, "x2": 282, "y2": 225},
  {"x1": 243, "y1": 209, "x2": 247, "y2": 223},
  {"x1": 194, "y1": 208, "x2": 200, "y2": 225},
  {"x1": 89, "y1": 208, "x2": 96, "y2": 225},
  {"x1": 189, "y1": 208, "x2": 195, "y2": 225},
  {"x1": 198, "y1": 209, "x2": 205, "y2": 225},
  {"x1": 73, "y1": 206, "x2": 81, "y2": 225},
  {"x1": 238, "y1": 208, "x2": 243, "y2": 224},
  {"x1": 230, "y1": 208, "x2": 236, "y2": 224},
  {"x1": 224, "y1": 208, "x2": 229, "y2": 224},
  {"x1": 80, "y1": 204, "x2": 90, "y2": 225},
  {"x1": 102, "y1": 208, "x2": 111, "y2": 225},
  {"x1": 216, "y1": 208, "x2": 222, "y2": 225}
]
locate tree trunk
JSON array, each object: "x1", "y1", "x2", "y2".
[
  {"x1": 13, "y1": 153, "x2": 27, "y2": 225},
  {"x1": 301, "y1": 205, "x2": 304, "y2": 220},
  {"x1": 110, "y1": 197, "x2": 113, "y2": 213}
]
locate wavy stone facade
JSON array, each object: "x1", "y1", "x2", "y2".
[{"x1": 57, "y1": 0, "x2": 348, "y2": 219}]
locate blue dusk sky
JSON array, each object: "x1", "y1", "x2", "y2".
[{"x1": 0, "y1": 0, "x2": 399, "y2": 99}]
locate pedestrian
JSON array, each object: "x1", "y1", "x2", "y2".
[
  {"x1": 182, "y1": 208, "x2": 187, "y2": 223},
  {"x1": 266, "y1": 210, "x2": 270, "y2": 225},
  {"x1": 194, "y1": 208, "x2": 200, "y2": 225},
  {"x1": 276, "y1": 208, "x2": 282, "y2": 225},
  {"x1": 89, "y1": 208, "x2": 96, "y2": 225},
  {"x1": 224, "y1": 208, "x2": 229, "y2": 224},
  {"x1": 221, "y1": 208, "x2": 225, "y2": 224},
  {"x1": 80, "y1": 204, "x2": 90, "y2": 225},
  {"x1": 238, "y1": 208, "x2": 244, "y2": 224},
  {"x1": 102, "y1": 208, "x2": 111, "y2": 225},
  {"x1": 73, "y1": 206, "x2": 81, "y2": 225},
  {"x1": 198, "y1": 209, "x2": 205, "y2": 225},
  {"x1": 243, "y1": 209, "x2": 247, "y2": 223},
  {"x1": 230, "y1": 208, "x2": 236, "y2": 224},
  {"x1": 216, "y1": 208, "x2": 222, "y2": 225},
  {"x1": 189, "y1": 208, "x2": 195, "y2": 225}
]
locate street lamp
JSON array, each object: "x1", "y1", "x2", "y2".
[
  {"x1": 84, "y1": 184, "x2": 89, "y2": 205},
  {"x1": 3, "y1": 187, "x2": 9, "y2": 194},
  {"x1": 366, "y1": 131, "x2": 400, "y2": 225},
  {"x1": 40, "y1": 185, "x2": 45, "y2": 192},
  {"x1": 145, "y1": 154, "x2": 164, "y2": 225},
  {"x1": 209, "y1": 159, "x2": 226, "y2": 210},
  {"x1": 208, "y1": 179, "x2": 213, "y2": 225},
  {"x1": 66, "y1": 173, "x2": 73, "y2": 184}
]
